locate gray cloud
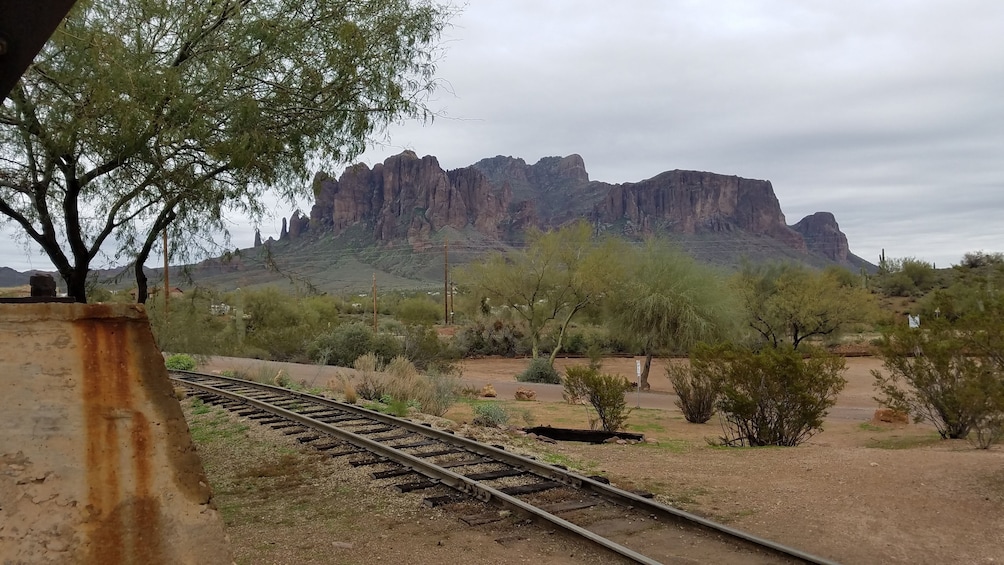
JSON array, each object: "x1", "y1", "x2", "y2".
[
  {"x1": 3, "y1": 1, "x2": 1003, "y2": 272},
  {"x1": 357, "y1": 0, "x2": 1004, "y2": 267}
]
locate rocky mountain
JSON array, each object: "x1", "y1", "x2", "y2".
[{"x1": 272, "y1": 150, "x2": 869, "y2": 271}]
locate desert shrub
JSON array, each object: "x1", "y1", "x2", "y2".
[
  {"x1": 562, "y1": 364, "x2": 634, "y2": 432},
  {"x1": 395, "y1": 296, "x2": 442, "y2": 326},
  {"x1": 401, "y1": 324, "x2": 460, "y2": 373},
  {"x1": 667, "y1": 356, "x2": 720, "y2": 424},
  {"x1": 353, "y1": 353, "x2": 388, "y2": 401},
  {"x1": 165, "y1": 353, "x2": 197, "y2": 371},
  {"x1": 471, "y1": 402, "x2": 510, "y2": 427},
  {"x1": 342, "y1": 382, "x2": 358, "y2": 404},
  {"x1": 516, "y1": 357, "x2": 562, "y2": 384},
  {"x1": 873, "y1": 320, "x2": 1004, "y2": 441},
  {"x1": 970, "y1": 414, "x2": 1004, "y2": 449},
  {"x1": 704, "y1": 344, "x2": 846, "y2": 447},
  {"x1": 239, "y1": 287, "x2": 328, "y2": 361},
  {"x1": 453, "y1": 318, "x2": 528, "y2": 357},
  {"x1": 147, "y1": 287, "x2": 237, "y2": 356},
  {"x1": 307, "y1": 323, "x2": 401, "y2": 367},
  {"x1": 387, "y1": 398, "x2": 412, "y2": 417},
  {"x1": 385, "y1": 356, "x2": 426, "y2": 404},
  {"x1": 272, "y1": 370, "x2": 291, "y2": 388},
  {"x1": 959, "y1": 250, "x2": 1004, "y2": 269},
  {"x1": 417, "y1": 370, "x2": 462, "y2": 417}
]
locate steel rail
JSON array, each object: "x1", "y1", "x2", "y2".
[{"x1": 172, "y1": 370, "x2": 841, "y2": 565}]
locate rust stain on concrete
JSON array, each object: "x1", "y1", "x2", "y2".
[{"x1": 78, "y1": 311, "x2": 165, "y2": 565}]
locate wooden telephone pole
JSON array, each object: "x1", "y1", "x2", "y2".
[
  {"x1": 444, "y1": 237, "x2": 449, "y2": 325},
  {"x1": 372, "y1": 273, "x2": 378, "y2": 332}
]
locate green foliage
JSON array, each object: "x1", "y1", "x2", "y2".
[
  {"x1": 471, "y1": 402, "x2": 511, "y2": 428},
  {"x1": 606, "y1": 239, "x2": 738, "y2": 389},
  {"x1": 394, "y1": 296, "x2": 442, "y2": 326},
  {"x1": 242, "y1": 287, "x2": 336, "y2": 361},
  {"x1": 873, "y1": 319, "x2": 1004, "y2": 441},
  {"x1": 735, "y1": 262, "x2": 878, "y2": 350},
  {"x1": 308, "y1": 323, "x2": 401, "y2": 368},
  {"x1": 698, "y1": 344, "x2": 847, "y2": 447},
  {"x1": 148, "y1": 286, "x2": 237, "y2": 356},
  {"x1": 958, "y1": 250, "x2": 1004, "y2": 270},
  {"x1": 87, "y1": 286, "x2": 115, "y2": 303},
  {"x1": 562, "y1": 365, "x2": 634, "y2": 432},
  {"x1": 0, "y1": 0, "x2": 452, "y2": 302},
  {"x1": 151, "y1": 286, "x2": 342, "y2": 362},
  {"x1": 873, "y1": 257, "x2": 940, "y2": 297},
  {"x1": 387, "y1": 398, "x2": 412, "y2": 417},
  {"x1": 452, "y1": 318, "x2": 529, "y2": 357},
  {"x1": 666, "y1": 358, "x2": 720, "y2": 424},
  {"x1": 165, "y1": 354, "x2": 197, "y2": 371},
  {"x1": 400, "y1": 324, "x2": 459, "y2": 373},
  {"x1": 457, "y1": 221, "x2": 627, "y2": 362},
  {"x1": 516, "y1": 357, "x2": 562, "y2": 384},
  {"x1": 190, "y1": 398, "x2": 211, "y2": 415}
]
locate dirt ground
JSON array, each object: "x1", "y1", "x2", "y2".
[{"x1": 196, "y1": 355, "x2": 1004, "y2": 564}]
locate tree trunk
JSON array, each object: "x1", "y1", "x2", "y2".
[
  {"x1": 135, "y1": 261, "x2": 149, "y2": 304},
  {"x1": 640, "y1": 351, "x2": 654, "y2": 391},
  {"x1": 62, "y1": 267, "x2": 88, "y2": 303},
  {"x1": 133, "y1": 210, "x2": 175, "y2": 304},
  {"x1": 548, "y1": 309, "x2": 578, "y2": 366}
]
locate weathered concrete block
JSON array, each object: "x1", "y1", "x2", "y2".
[{"x1": 0, "y1": 303, "x2": 231, "y2": 564}]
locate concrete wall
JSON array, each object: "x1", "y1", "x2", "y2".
[{"x1": 0, "y1": 303, "x2": 232, "y2": 564}]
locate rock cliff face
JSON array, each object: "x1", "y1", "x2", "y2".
[
  {"x1": 597, "y1": 170, "x2": 806, "y2": 251},
  {"x1": 790, "y1": 212, "x2": 849, "y2": 262},
  {"x1": 280, "y1": 150, "x2": 861, "y2": 267},
  {"x1": 298, "y1": 151, "x2": 508, "y2": 250}
]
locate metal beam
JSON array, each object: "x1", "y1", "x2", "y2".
[{"x1": 0, "y1": 0, "x2": 79, "y2": 99}]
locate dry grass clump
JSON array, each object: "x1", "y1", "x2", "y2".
[
  {"x1": 342, "y1": 353, "x2": 461, "y2": 417},
  {"x1": 353, "y1": 353, "x2": 389, "y2": 400},
  {"x1": 386, "y1": 356, "x2": 425, "y2": 402}
]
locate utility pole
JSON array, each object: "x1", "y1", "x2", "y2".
[
  {"x1": 372, "y1": 273, "x2": 378, "y2": 332},
  {"x1": 444, "y1": 236, "x2": 449, "y2": 325},
  {"x1": 449, "y1": 280, "x2": 455, "y2": 325}
]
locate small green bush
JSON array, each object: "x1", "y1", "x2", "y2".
[
  {"x1": 471, "y1": 402, "x2": 510, "y2": 427},
  {"x1": 667, "y1": 355, "x2": 720, "y2": 424},
  {"x1": 165, "y1": 354, "x2": 197, "y2": 371},
  {"x1": 516, "y1": 357, "x2": 561, "y2": 384},
  {"x1": 562, "y1": 364, "x2": 634, "y2": 432},
  {"x1": 704, "y1": 344, "x2": 846, "y2": 447},
  {"x1": 874, "y1": 320, "x2": 1004, "y2": 441}
]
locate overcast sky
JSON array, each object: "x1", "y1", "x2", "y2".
[{"x1": 4, "y1": 0, "x2": 1003, "y2": 271}]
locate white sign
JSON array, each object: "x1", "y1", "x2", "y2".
[
  {"x1": 636, "y1": 359, "x2": 641, "y2": 379},
  {"x1": 908, "y1": 315, "x2": 920, "y2": 329}
]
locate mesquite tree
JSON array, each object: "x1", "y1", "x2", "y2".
[{"x1": 0, "y1": 0, "x2": 451, "y2": 302}]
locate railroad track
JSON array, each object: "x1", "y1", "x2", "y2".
[{"x1": 170, "y1": 370, "x2": 840, "y2": 565}]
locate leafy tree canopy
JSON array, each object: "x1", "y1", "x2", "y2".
[
  {"x1": 0, "y1": 0, "x2": 452, "y2": 301},
  {"x1": 734, "y1": 261, "x2": 878, "y2": 350},
  {"x1": 606, "y1": 239, "x2": 738, "y2": 390},
  {"x1": 456, "y1": 221, "x2": 627, "y2": 363}
]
